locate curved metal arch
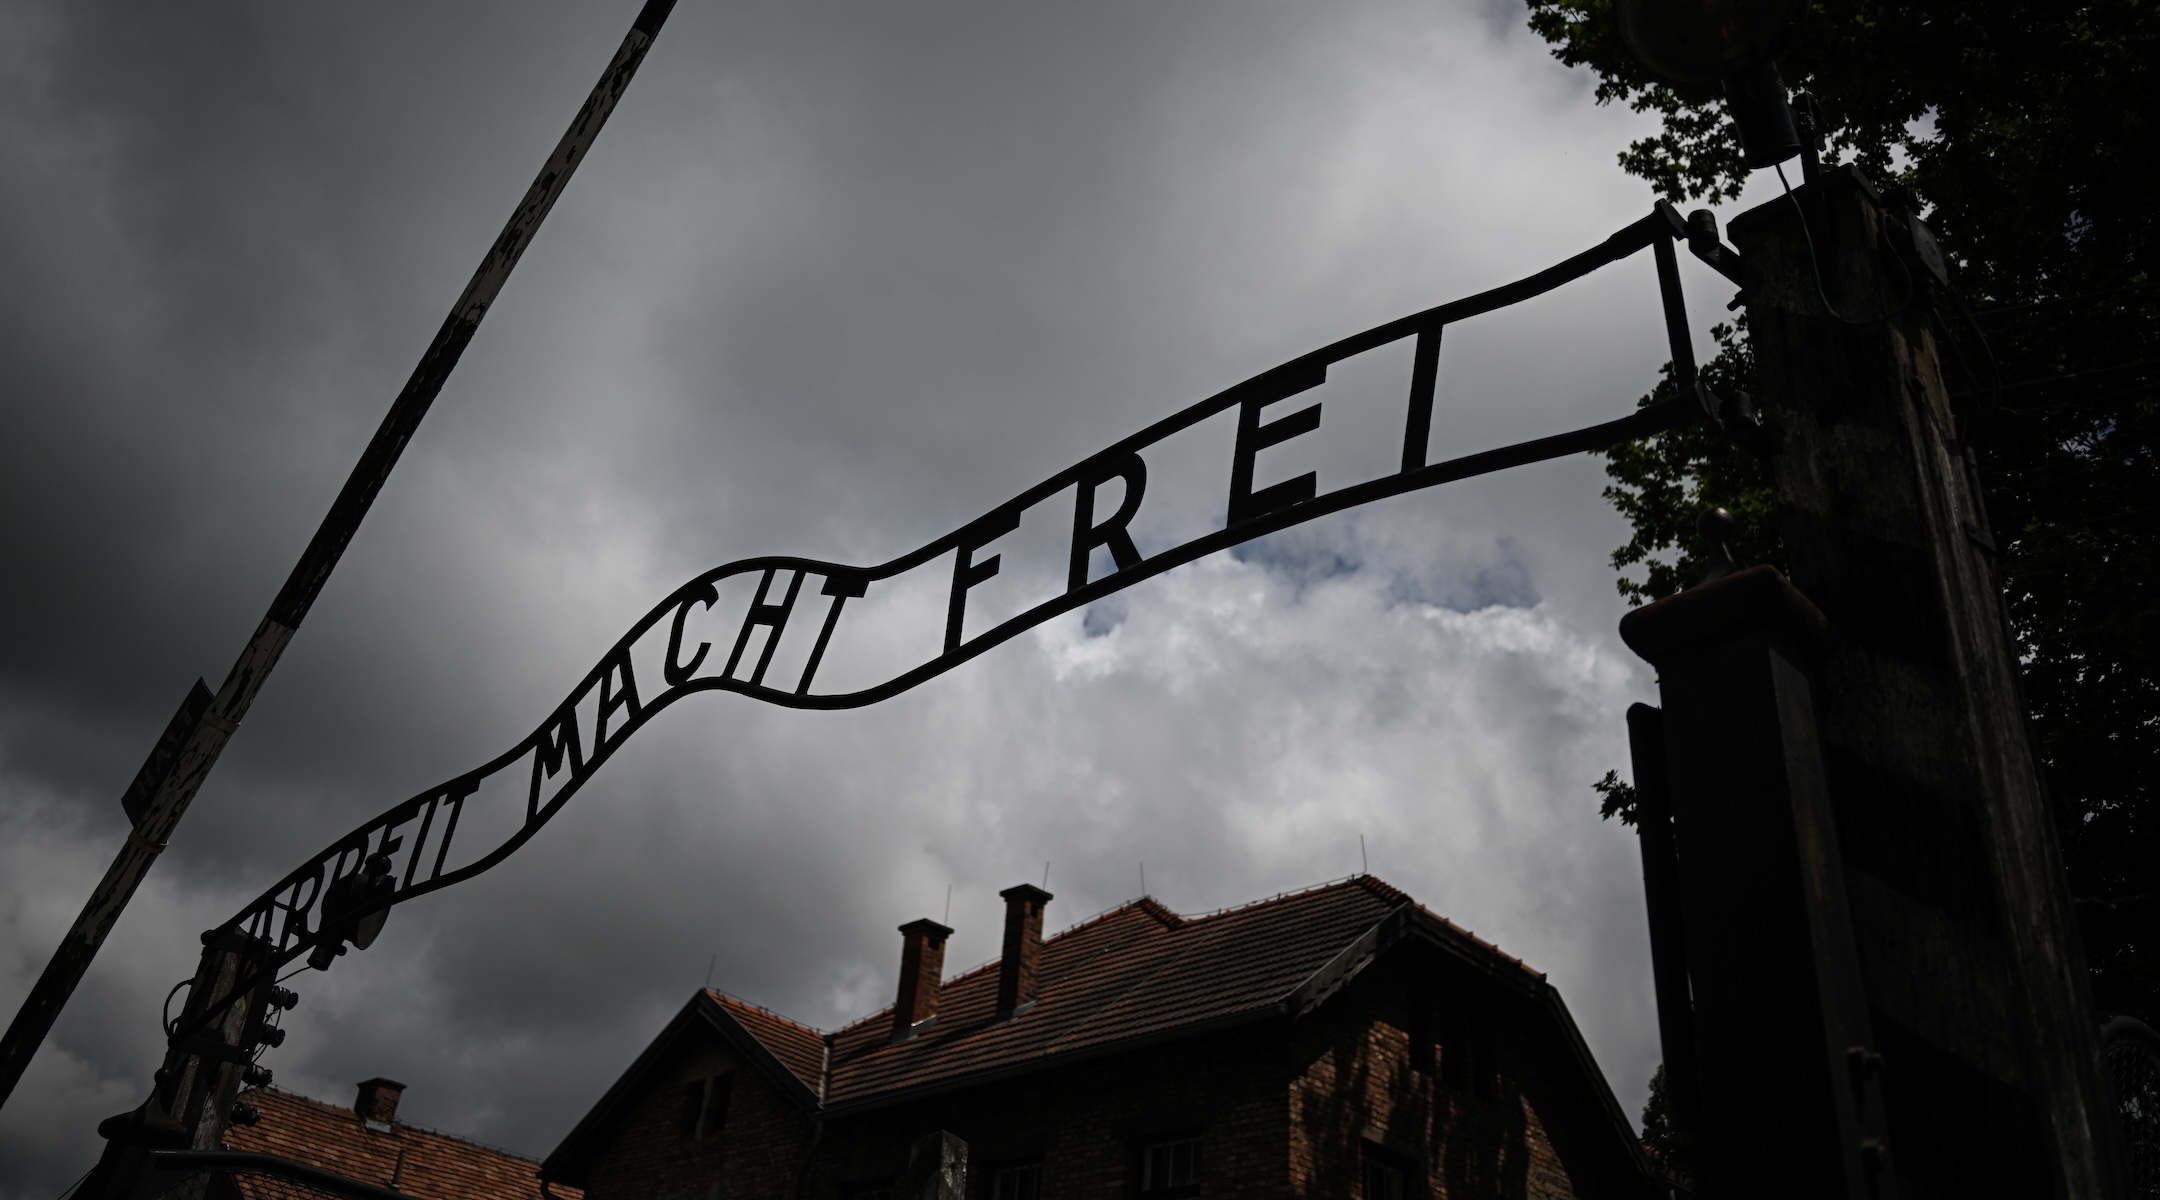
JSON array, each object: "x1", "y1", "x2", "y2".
[{"x1": 183, "y1": 201, "x2": 1705, "y2": 1032}]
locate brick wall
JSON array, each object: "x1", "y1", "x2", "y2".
[
  {"x1": 801, "y1": 1023, "x2": 1290, "y2": 1199},
  {"x1": 578, "y1": 1036, "x2": 814, "y2": 1200},
  {"x1": 1283, "y1": 946, "x2": 1647, "y2": 1199}
]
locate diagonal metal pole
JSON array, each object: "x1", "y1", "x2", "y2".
[{"x1": 0, "y1": 0, "x2": 679, "y2": 1112}]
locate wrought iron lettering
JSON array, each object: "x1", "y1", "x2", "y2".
[
  {"x1": 399, "y1": 794, "x2": 441, "y2": 889},
  {"x1": 1069, "y1": 452, "x2": 1147, "y2": 592},
  {"x1": 529, "y1": 705, "x2": 586, "y2": 818},
  {"x1": 180, "y1": 202, "x2": 1709, "y2": 1028},
  {"x1": 664, "y1": 583, "x2": 719, "y2": 687},
  {"x1": 596, "y1": 648, "x2": 642, "y2": 746},
  {"x1": 1401, "y1": 327, "x2": 1442, "y2": 472},
  {"x1": 724, "y1": 569, "x2": 804, "y2": 686},
  {"x1": 1226, "y1": 362, "x2": 1326, "y2": 527},
  {"x1": 798, "y1": 573, "x2": 868, "y2": 696},
  {"x1": 429, "y1": 781, "x2": 473, "y2": 882},
  {"x1": 947, "y1": 508, "x2": 1022, "y2": 655}
]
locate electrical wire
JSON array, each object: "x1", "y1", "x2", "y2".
[
  {"x1": 162, "y1": 978, "x2": 193, "y2": 1038},
  {"x1": 1774, "y1": 162, "x2": 1914, "y2": 324}
]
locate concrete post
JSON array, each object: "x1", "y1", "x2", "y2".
[
  {"x1": 81, "y1": 932, "x2": 273, "y2": 1200},
  {"x1": 1720, "y1": 164, "x2": 2125, "y2": 1196},
  {"x1": 1622, "y1": 704, "x2": 1702, "y2": 1143},
  {"x1": 1621, "y1": 566, "x2": 1894, "y2": 1197}
]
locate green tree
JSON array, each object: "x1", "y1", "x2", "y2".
[
  {"x1": 1639, "y1": 1062, "x2": 1695, "y2": 1186},
  {"x1": 1544, "y1": 0, "x2": 2160, "y2": 1013}
]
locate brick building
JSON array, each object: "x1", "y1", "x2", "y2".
[
  {"x1": 216, "y1": 1078, "x2": 573, "y2": 1200},
  {"x1": 543, "y1": 875, "x2": 1658, "y2": 1198}
]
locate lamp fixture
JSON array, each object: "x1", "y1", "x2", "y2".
[{"x1": 1611, "y1": 0, "x2": 1808, "y2": 169}]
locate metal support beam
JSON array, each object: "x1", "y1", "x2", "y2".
[{"x1": 0, "y1": 0, "x2": 678, "y2": 1113}]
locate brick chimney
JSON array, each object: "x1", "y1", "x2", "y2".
[
  {"x1": 354, "y1": 1078, "x2": 405, "y2": 1130},
  {"x1": 996, "y1": 884, "x2": 1053, "y2": 1018},
  {"x1": 892, "y1": 918, "x2": 954, "y2": 1038}
]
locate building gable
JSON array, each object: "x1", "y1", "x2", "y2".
[{"x1": 543, "y1": 991, "x2": 821, "y2": 1188}]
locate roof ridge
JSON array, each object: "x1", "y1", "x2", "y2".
[
  {"x1": 825, "y1": 898, "x2": 1174, "y2": 1038},
  {"x1": 923, "y1": 951, "x2": 1010, "y2": 992},
  {"x1": 1353, "y1": 873, "x2": 1411, "y2": 906},
  {"x1": 1043, "y1": 894, "x2": 1170, "y2": 940},
  {"x1": 1165, "y1": 873, "x2": 1394, "y2": 926},
  {"x1": 831, "y1": 1005, "x2": 894, "y2": 1037},
  {"x1": 1133, "y1": 896, "x2": 1184, "y2": 928},
  {"x1": 245, "y1": 1086, "x2": 548, "y2": 1165},
  {"x1": 821, "y1": 877, "x2": 1411, "y2": 1036},
  {"x1": 1403, "y1": 901, "x2": 1541, "y2": 980},
  {"x1": 706, "y1": 987, "x2": 830, "y2": 1037}
]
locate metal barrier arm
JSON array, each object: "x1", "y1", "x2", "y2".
[{"x1": 179, "y1": 201, "x2": 1703, "y2": 1035}]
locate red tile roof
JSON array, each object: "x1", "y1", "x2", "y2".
[
  {"x1": 824, "y1": 874, "x2": 1414, "y2": 1102},
  {"x1": 221, "y1": 1086, "x2": 575, "y2": 1200},
  {"x1": 711, "y1": 992, "x2": 826, "y2": 1096},
  {"x1": 695, "y1": 875, "x2": 1543, "y2": 1108}
]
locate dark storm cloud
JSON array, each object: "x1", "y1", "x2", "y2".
[{"x1": 1, "y1": 2, "x2": 1749, "y2": 1193}]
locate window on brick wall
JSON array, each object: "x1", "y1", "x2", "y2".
[
  {"x1": 678, "y1": 1074, "x2": 733, "y2": 1141},
  {"x1": 1140, "y1": 1137, "x2": 1200, "y2": 1193},
  {"x1": 990, "y1": 1163, "x2": 1041, "y2": 1200},
  {"x1": 1362, "y1": 1151, "x2": 1406, "y2": 1200}
]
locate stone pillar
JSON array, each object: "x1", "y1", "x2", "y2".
[
  {"x1": 1724, "y1": 164, "x2": 2125, "y2": 1196},
  {"x1": 1622, "y1": 567, "x2": 1891, "y2": 1197},
  {"x1": 1623, "y1": 703, "x2": 1701, "y2": 1142}
]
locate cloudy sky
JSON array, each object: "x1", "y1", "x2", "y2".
[{"x1": 0, "y1": 1, "x2": 1774, "y2": 1192}]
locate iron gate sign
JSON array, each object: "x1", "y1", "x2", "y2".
[{"x1": 191, "y1": 200, "x2": 1720, "y2": 1011}]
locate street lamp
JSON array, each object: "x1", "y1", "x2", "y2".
[{"x1": 1612, "y1": 0, "x2": 1806, "y2": 169}]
